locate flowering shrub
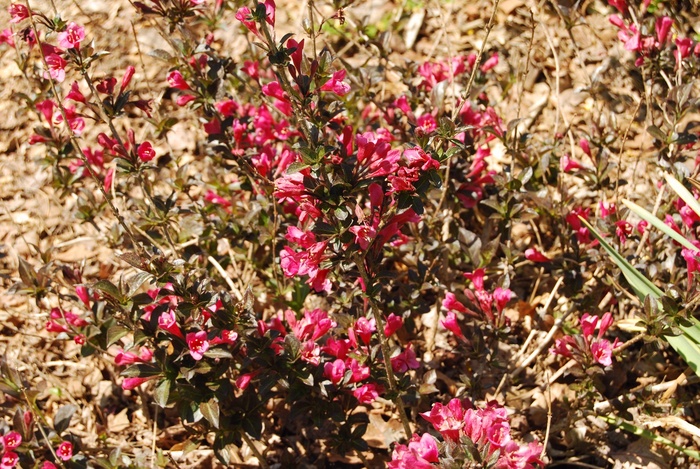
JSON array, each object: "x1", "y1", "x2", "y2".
[{"x1": 3, "y1": 0, "x2": 700, "y2": 466}]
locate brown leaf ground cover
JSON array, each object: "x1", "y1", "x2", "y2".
[{"x1": 1, "y1": 0, "x2": 700, "y2": 467}]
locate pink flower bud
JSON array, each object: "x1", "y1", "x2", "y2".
[
  {"x1": 525, "y1": 247, "x2": 550, "y2": 263},
  {"x1": 384, "y1": 313, "x2": 403, "y2": 337},
  {"x1": 120, "y1": 65, "x2": 135, "y2": 93}
]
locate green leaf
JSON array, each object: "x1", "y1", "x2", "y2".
[
  {"x1": 579, "y1": 217, "x2": 663, "y2": 299},
  {"x1": 106, "y1": 325, "x2": 130, "y2": 347},
  {"x1": 92, "y1": 280, "x2": 123, "y2": 301},
  {"x1": 17, "y1": 257, "x2": 37, "y2": 287},
  {"x1": 53, "y1": 404, "x2": 78, "y2": 434},
  {"x1": 200, "y1": 399, "x2": 220, "y2": 429},
  {"x1": 154, "y1": 379, "x2": 171, "y2": 408},
  {"x1": 622, "y1": 199, "x2": 698, "y2": 252},
  {"x1": 599, "y1": 414, "x2": 700, "y2": 460}
]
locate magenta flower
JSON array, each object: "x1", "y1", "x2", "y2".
[
  {"x1": 591, "y1": 340, "x2": 613, "y2": 366},
  {"x1": 121, "y1": 376, "x2": 155, "y2": 390},
  {"x1": 167, "y1": 70, "x2": 190, "y2": 90},
  {"x1": 45, "y1": 54, "x2": 67, "y2": 83},
  {"x1": 579, "y1": 137, "x2": 591, "y2": 157},
  {"x1": 384, "y1": 313, "x2": 404, "y2": 337},
  {"x1": 420, "y1": 398, "x2": 465, "y2": 442},
  {"x1": 186, "y1": 331, "x2": 210, "y2": 360},
  {"x1": 353, "y1": 383, "x2": 381, "y2": 404},
  {"x1": 158, "y1": 310, "x2": 184, "y2": 339},
  {"x1": 2, "y1": 432, "x2": 22, "y2": 450},
  {"x1": 391, "y1": 343, "x2": 420, "y2": 373},
  {"x1": 560, "y1": 154, "x2": 583, "y2": 172},
  {"x1": 235, "y1": 7, "x2": 258, "y2": 36},
  {"x1": 352, "y1": 317, "x2": 376, "y2": 345},
  {"x1": 655, "y1": 16, "x2": 673, "y2": 45},
  {"x1": 57, "y1": 22, "x2": 85, "y2": 49},
  {"x1": 525, "y1": 247, "x2": 550, "y2": 263},
  {"x1": 137, "y1": 141, "x2": 156, "y2": 162},
  {"x1": 120, "y1": 65, "x2": 135, "y2": 93},
  {"x1": 0, "y1": 451, "x2": 18, "y2": 469},
  {"x1": 323, "y1": 358, "x2": 346, "y2": 384},
  {"x1": 0, "y1": 29, "x2": 14, "y2": 47},
  {"x1": 440, "y1": 311, "x2": 465, "y2": 340},
  {"x1": 56, "y1": 441, "x2": 73, "y2": 461},
  {"x1": 480, "y1": 52, "x2": 499, "y2": 72},
  {"x1": 320, "y1": 70, "x2": 350, "y2": 96},
  {"x1": 8, "y1": 4, "x2": 30, "y2": 23}
]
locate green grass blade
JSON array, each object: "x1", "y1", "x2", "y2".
[
  {"x1": 622, "y1": 199, "x2": 699, "y2": 252},
  {"x1": 599, "y1": 415, "x2": 700, "y2": 460},
  {"x1": 666, "y1": 334, "x2": 700, "y2": 375},
  {"x1": 664, "y1": 173, "x2": 700, "y2": 221},
  {"x1": 579, "y1": 217, "x2": 663, "y2": 299}
]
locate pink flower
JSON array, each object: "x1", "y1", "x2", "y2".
[
  {"x1": 45, "y1": 54, "x2": 67, "y2": 83},
  {"x1": 349, "y1": 224, "x2": 377, "y2": 250},
  {"x1": 607, "y1": 0, "x2": 627, "y2": 13},
  {"x1": 389, "y1": 433, "x2": 439, "y2": 469},
  {"x1": 493, "y1": 287, "x2": 513, "y2": 313},
  {"x1": 158, "y1": 310, "x2": 184, "y2": 339},
  {"x1": 167, "y1": 70, "x2": 190, "y2": 90},
  {"x1": 211, "y1": 330, "x2": 238, "y2": 345},
  {"x1": 262, "y1": 81, "x2": 287, "y2": 101},
  {"x1": 176, "y1": 94, "x2": 196, "y2": 106},
  {"x1": 0, "y1": 451, "x2": 18, "y2": 469},
  {"x1": 8, "y1": 4, "x2": 30, "y2": 23},
  {"x1": 186, "y1": 331, "x2": 210, "y2": 360},
  {"x1": 655, "y1": 16, "x2": 673, "y2": 45},
  {"x1": 463, "y1": 268, "x2": 485, "y2": 290},
  {"x1": 235, "y1": 372, "x2": 254, "y2": 390},
  {"x1": 599, "y1": 200, "x2": 616, "y2": 218},
  {"x1": 443, "y1": 292, "x2": 468, "y2": 313},
  {"x1": 675, "y1": 37, "x2": 693, "y2": 64},
  {"x1": 46, "y1": 320, "x2": 70, "y2": 333},
  {"x1": 591, "y1": 339, "x2": 613, "y2": 366},
  {"x1": 320, "y1": 70, "x2": 350, "y2": 96},
  {"x1": 615, "y1": 220, "x2": 633, "y2": 243},
  {"x1": 264, "y1": 0, "x2": 276, "y2": 26},
  {"x1": 235, "y1": 7, "x2": 258, "y2": 36},
  {"x1": 353, "y1": 383, "x2": 381, "y2": 404},
  {"x1": 57, "y1": 22, "x2": 85, "y2": 49},
  {"x1": 75, "y1": 285, "x2": 90, "y2": 306},
  {"x1": 0, "y1": 29, "x2": 15, "y2": 47},
  {"x1": 560, "y1": 154, "x2": 583, "y2": 172},
  {"x1": 56, "y1": 441, "x2": 73, "y2": 461},
  {"x1": 353, "y1": 317, "x2": 376, "y2": 345},
  {"x1": 391, "y1": 343, "x2": 420, "y2": 373},
  {"x1": 579, "y1": 137, "x2": 591, "y2": 157},
  {"x1": 525, "y1": 247, "x2": 550, "y2": 263},
  {"x1": 2, "y1": 432, "x2": 22, "y2": 450},
  {"x1": 323, "y1": 358, "x2": 346, "y2": 384},
  {"x1": 480, "y1": 52, "x2": 499, "y2": 72},
  {"x1": 384, "y1": 313, "x2": 403, "y2": 337},
  {"x1": 420, "y1": 398, "x2": 465, "y2": 442},
  {"x1": 120, "y1": 65, "x2": 135, "y2": 93},
  {"x1": 66, "y1": 82, "x2": 86, "y2": 103},
  {"x1": 440, "y1": 311, "x2": 465, "y2": 340},
  {"x1": 137, "y1": 141, "x2": 156, "y2": 162},
  {"x1": 121, "y1": 376, "x2": 155, "y2": 390}
]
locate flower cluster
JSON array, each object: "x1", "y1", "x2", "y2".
[
  {"x1": 442, "y1": 268, "x2": 514, "y2": 334},
  {"x1": 390, "y1": 399, "x2": 543, "y2": 468},
  {"x1": 552, "y1": 312, "x2": 621, "y2": 367}
]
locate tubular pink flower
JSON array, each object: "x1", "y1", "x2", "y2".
[
  {"x1": 121, "y1": 376, "x2": 154, "y2": 390},
  {"x1": 525, "y1": 247, "x2": 550, "y2": 263},
  {"x1": 440, "y1": 311, "x2": 465, "y2": 340},
  {"x1": 158, "y1": 310, "x2": 184, "y2": 339},
  {"x1": 591, "y1": 339, "x2": 613, "y2": 366},
  {"x1": 167, "y1": 70, "x2": 190, "y2": 90}
]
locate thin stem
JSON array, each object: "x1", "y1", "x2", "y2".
[{"x1": 354, "y1": 255, "x2": 413, "y2": 438}]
